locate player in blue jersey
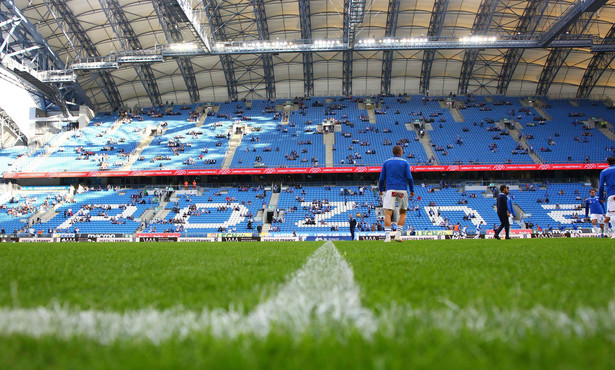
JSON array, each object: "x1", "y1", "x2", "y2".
[
  {"x1": 599, "y1": 156, "x2": 615, "y2": 238},
  {"x1": 585, "y1": 188, "x2": 606, "y2": 237},
  {"x1": 474, "y1": 221, "x2": 484, "y2": 239},
  {"x1": 379, "y1": 145, "x2": 414, "y2": 242},
  {"x1": 507, "y1": 194, "x2": 516, "y2": 226}
]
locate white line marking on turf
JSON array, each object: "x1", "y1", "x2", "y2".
[
  {"x1": 0, "y1": 241, "x2": 378, "y2": 344},
  {"x1": 1, "y1": 242, "x2": 615, "y2": 344}
]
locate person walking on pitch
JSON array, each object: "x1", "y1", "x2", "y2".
[
  {"x1": 599, "y1": 156, "x2": 615, "y2": 238},
  {"x1": 494, "y1": 184, "x2": 511, "y2": 240},
  {"x1": 379, "y1": 145, "x2": 414, "y2": 242},
  {"x1": 585, "y1": 188, "x2": 606, "y2": 237}
]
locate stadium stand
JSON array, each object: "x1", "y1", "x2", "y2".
[
  {"x1": 0, "y1": 146, "x2": 27, "y2": 175},
  {"x1": 142, "y1": 186, "x2": 270, "y2": 234},
  {"x1": 3, "y1": 97, "x2": 615, "y2": 174},
  {"x1": 0, "y1": 181, "x2": 604, "y2": 238}
]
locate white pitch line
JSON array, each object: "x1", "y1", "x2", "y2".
[
  {"x1": 1, "y1": 242, "x2": 615, "y2": 344},
  {"x1": 0, "y1": 241, "x2": 377, "y2": 344}
]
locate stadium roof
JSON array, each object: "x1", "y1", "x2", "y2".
[{"x1": 8, "y1": 0, "x2": 615, "y2": 111}]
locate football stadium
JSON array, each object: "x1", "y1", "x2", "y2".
[{"x1": 1, "y1": 0, "x2": 615, "y2": 368}]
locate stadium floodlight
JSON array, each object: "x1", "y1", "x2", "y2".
[
  {"x1": 168, "y1": 42, "x2": 199, "y2": 52},
  {"x1": 459, "y1": 36, "x2": 497, "y2": 43}
]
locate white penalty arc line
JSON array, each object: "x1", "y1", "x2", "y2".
[
  {"x1": 0, "y1": 241, "x2": 377, "y2": 344},
  {"x1": 1, "y1": 242, "x2": 615, "y2": 344}
]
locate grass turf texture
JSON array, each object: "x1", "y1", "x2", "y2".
[{"x1": 0, "y1": 239, "x2": 614, "y2": 369}]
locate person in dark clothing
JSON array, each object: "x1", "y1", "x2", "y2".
[
  {"x1": 349, "y1": 214, "x2": 357, "y2": 240},
  {"x1": 494, "y1": 184, "x2": 511, "y2": 239}
]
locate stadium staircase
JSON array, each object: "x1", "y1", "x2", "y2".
[
  {"x1": 365, "y1": 103, "x2": 376, "y2": 124},
  {"x1": 26, "y1": 130, "x2": 73, "y2": 172},
  {"x1": 413, "y1": 122, "x2": 439, "y2": 165},
  {"x1": 261, "y1": 191, "x2": 280, "y2": 234},
  {"x1": 121, "y1": 124, "x2": 167, "y2": 170},
  {"x1": 599, "y1": 124, "x2": 615, "y2": 141},
  {"x1": 449, "y1": 107, "x2": 464, "y2": 123},
  {"x1": 529, "y1": 99, "x2": 552, "y2": 122},
  {"x1": 324, "y1": 131, "x2": 334, "y2": 167},
  {"x1": 440, "y1": 100, "x2": 465, "y2": 122},
  {"x1": 589, "y1": 119, "x2": 615, "y2": 141},
  {"x1": 106, "y1": 117, "x2": 126, "y2": 136},
  {"x1": 499, "y1": 119, "x2": 543, "y2": 164},
  {"x1": 222, "y1": 131, "x2": 243, "y2": 169}
]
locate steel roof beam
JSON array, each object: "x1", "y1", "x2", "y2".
[
  {"x1": 2, "y1": 0, "x2": 91, "y2": 112},
  {"x1": 420, "y1": 0, "x2": 449, "y2": 96},
  {"x1": 43, "y1": 0, "x2": 120, "y2": 111},
  {"x1": 98, "y1": 0, "x2": 162, "y2": 107},
  {"x1": 536, "y1": 12, "x2": 594, "y2": 96},
  {"x1": 457, "y1": 0, "x2": 498, "y2": 96},
  {"x1": 538, "y1": 0, "x2": 607, "y2": 47},
  {"x1": 577, "y1": 24, "x2": 615, "y2": 99},
  {"x1": 342, "y1": 0, "x2": 353, "y2": 96},
  {"x1": 252, "y1": 0, "x2": 275, "y2": 100},
  {"x1": 152, "y1": 0, "x2": 200, "y2": 103},
  {"x1": 496, "y1": 0, "x2": 549, "y2": 95},
  {"x1": 381, "y1": 0, "x2": 400, "y2": 95},
  {"x1": 166, "y1": 0, "x2": 211, "y2": 52},
  {"x1": 299, "y1": 0, "x2": 313, "y2": 97},
  {"x1": 204, "y1": 0, "x2": 237, "y2": 101}
]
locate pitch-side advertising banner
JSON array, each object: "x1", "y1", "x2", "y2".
[{"x1": 2, "y1": 163, "x2": 607, "y2": 179}]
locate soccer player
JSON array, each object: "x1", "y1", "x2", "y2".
[
  {"x1": 598, "y1": 156, "x2": 615, "y2": 238},
  {"x1": 475, "y1": 221, "x2": 483, "y2": 239},
  {"x1": 494, "y1": 184, "x2": 511, "y2": 239},
  {"x1": 585, "y1": 188, "x2": 606, "y2": 237},
  {"x1": 507, "y1": 193, "x2": 516, "y2": 226},
  {"x1": 379, "y1": 145, "x2": 414, "y2": 242}
]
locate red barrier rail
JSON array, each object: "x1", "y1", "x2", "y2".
[{"x1": 2, "y1": 163, "x2": 607, "y2": 179}]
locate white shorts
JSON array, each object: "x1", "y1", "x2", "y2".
[
  {"x1": 608, "y1": 195, "x2": 615, "y2": 218},
  {"x1": 590, "y1": 213, "x2": 605, "y2": 224},
  {"x1": 383, "y1": 190, "x2": 408, "y2": 211}
]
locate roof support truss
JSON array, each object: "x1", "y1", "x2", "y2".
[
  {"x1": 380, "y1": 0, "x2": 400, "y2": 95},
  {"x1": 299, "y1": 0, "x2": 313, "y2": 97},
  {"x1": 43, "y1": 0, "x2": 120, "y2": 111},
  {"x1": 152, "y1": 0, "x2": 200, "y2": 103},
  {"x1": 252, "y1": 0, "x2": 275, "y2": 100},
  {"x1": 577, "y1": 24, "x2": 615, "y2": 99},
  {"x1": 538, "y1": 0, "x2": 608, "y2": 46},
  {"x1": 457, "y1": 0, "x2": 498, "y2": 96},
  {"x1": 205, "y1": 0, "x2": 237, "y2": 101},
  {"x1": 420, "y1": 0, "x2": 449, "y2": 96},
  {"x1": 1, "y1": 0, "x2": 91, "y2": 113},
  {"x1": 98, "y1": 0, "x2": 162, "y2": 107},
  {"x1": 536, "y1": 12, "x2": 594, "y2": 96},
  {"x1": 342, "y1": 0, "x2": 353, "y2": 97},
  {"x1": 496, "y1": 0, "x2": 548, "y2": 95}
]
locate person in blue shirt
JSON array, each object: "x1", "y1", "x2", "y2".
[
  {"x1": 474, "y1": 221, "x2": 483, "y2": 239},
  {"x1": 494, "y1": 184, "x2": 511, "y2": 239},
  {"x1": 585, "y1": 188, "x2": 606, "y2": 236},
  {"x1": 379, "y1": 145, "x2": 414, "y2": 242},
  {"x1": 507, "y1": 194, "x2": 516, "y2": 226},
  {"x1": 599, "y1": 156, "x2": 615, "y2": 238}
]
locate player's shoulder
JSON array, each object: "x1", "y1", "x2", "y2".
[{"x1": 602, "y1": 166, "x2": 615, "y2": 174}]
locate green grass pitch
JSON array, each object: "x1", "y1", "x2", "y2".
[{"x1": 0, "y1": 239, "x2": 614, "y2": 369}]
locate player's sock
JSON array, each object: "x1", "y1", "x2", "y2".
[
  {"x1": 593, "y1": 226, "x2": 600, "y2": 235},
  {"x1": 385, "y1": 227, "x2": 391, "y2": 241},
  {"x1": 394, "y1": 227, "x2": 402, "y2": 241}
]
